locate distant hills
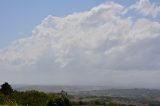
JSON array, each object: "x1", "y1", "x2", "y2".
[
  {"x1": 13, "y1": 85, "x2": 160, "y2": 100},
  {"x1": 12, "y1": 85, "x2": 160, "y2": 105},
  {"x1": 13, "y1": 85, "x2": 108, "y2": 92}
]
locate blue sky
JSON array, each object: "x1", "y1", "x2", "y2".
[
  {"x1": 0, "y1": 0, "x2": 160, "y2": 87},
  {"x1": 0, "y1": 0, "x2": 106, "y2": 48}
]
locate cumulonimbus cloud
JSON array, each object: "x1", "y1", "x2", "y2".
[
  {"x1": 129, "y1": 0, "x2": 160, "y2": 18},
  {"x1": 0, "y1": 1, "x2": 160, "y2": 73}
]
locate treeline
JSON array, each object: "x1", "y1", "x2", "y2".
[{"x1": 0, "y1": 82, "x2": 72, "y2": 106}]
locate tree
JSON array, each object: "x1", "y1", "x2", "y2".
[
  {"x1": 46, "y1": 99, "x2": 58, "y2": 106},
  {"x1": 0, "y1": 82, "x2": 13, "y2": 95},
  {"x1": 63, "y1": 97, "x2": 72, "y2": 106}
]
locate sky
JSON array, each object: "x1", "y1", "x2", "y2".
[
  {"x1": 0, "y1": 0, "x2": 160, "y2": 88},
  {"x1": 0, "y1": 0, "x2": 105, "y2": 48}
]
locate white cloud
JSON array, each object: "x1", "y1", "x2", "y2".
[
  {"x1": 130, "y1": 0, "x2": 160, "y2": 17},
  {"x1": 0, "y1": 1, "x2": 160, "y2": 86}
]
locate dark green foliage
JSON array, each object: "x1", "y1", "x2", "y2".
[
  {"x1": 0, "y1": 92, "x2": 18, "y2": 105},
  {"x1": 47, "y1": 96, "x2": 72, "y2": 106},
  {"x1": 0, "y1": 82, "x2": 13, "y2": 95},
  {"x1": 54, "y1": 96, "x2": 64, "y2": 106},
  {"x1": 63, "y1": 96, "x2": 72, "y2": 106},
  {"x1": 46, "y1": 99, "x2": 58, "y2": 106}
]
